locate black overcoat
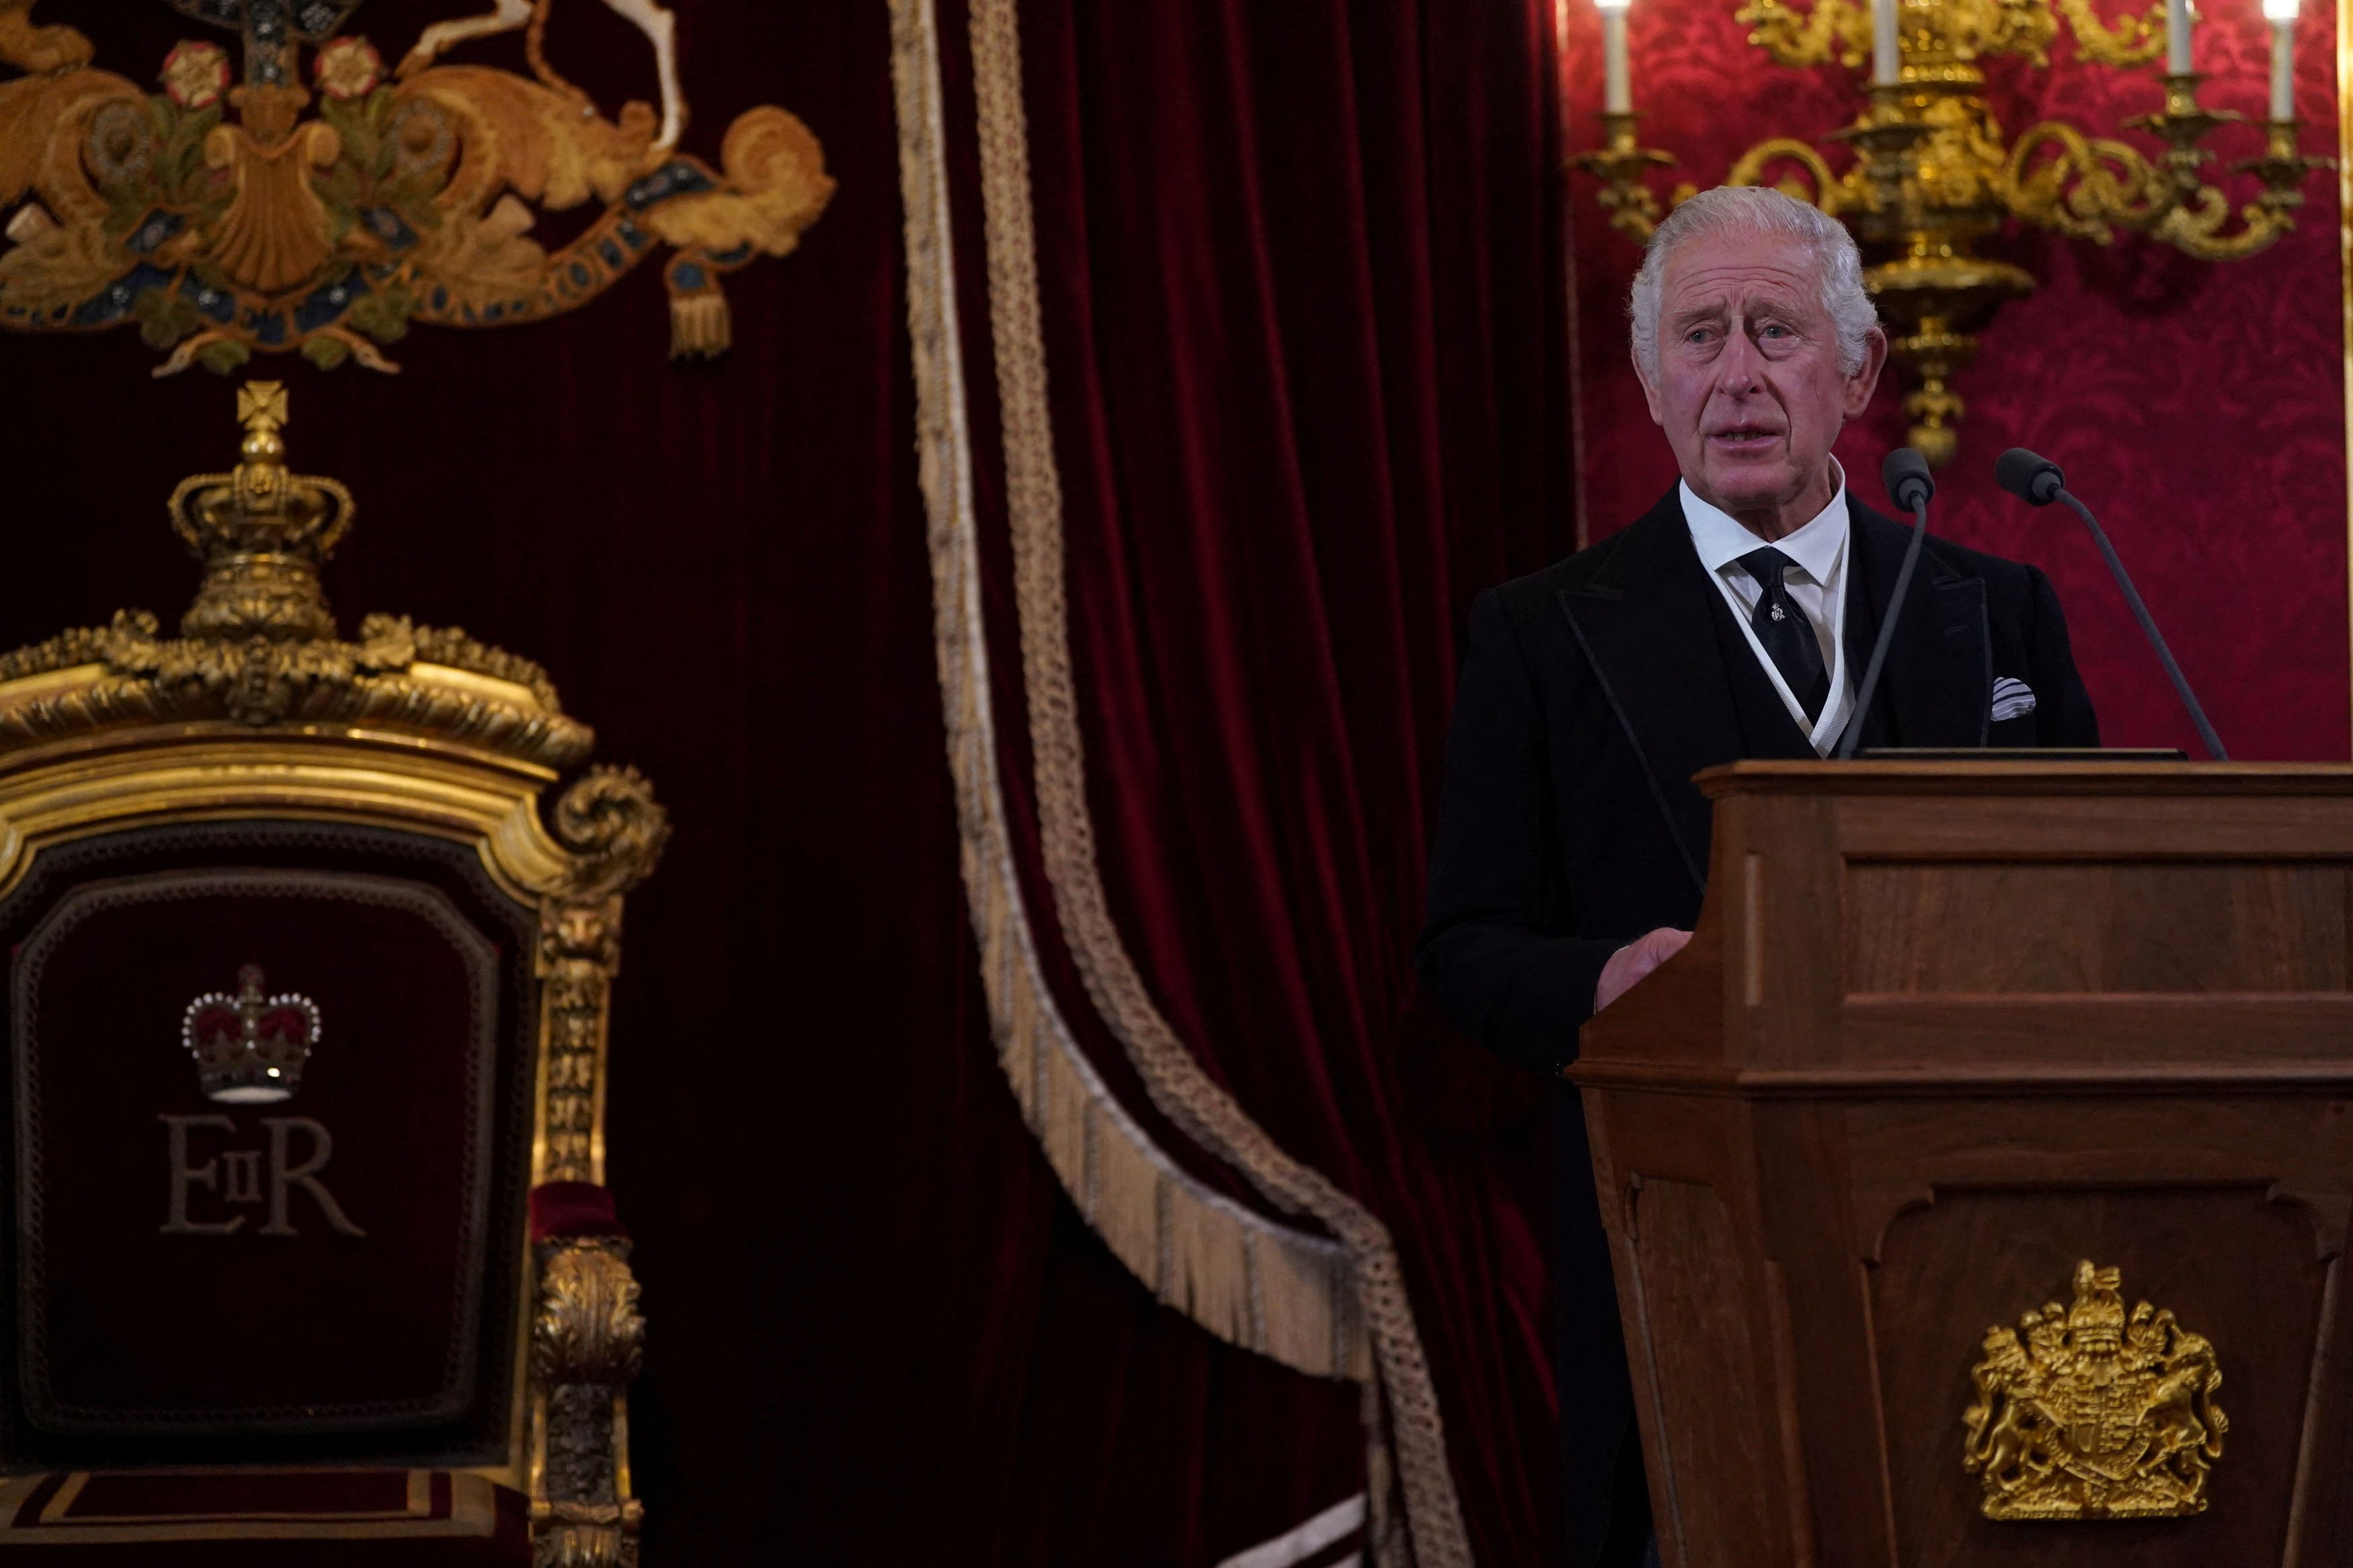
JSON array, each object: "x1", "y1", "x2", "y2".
[{"x1": 1415, "y1": 485, "x2": 2099, "y2": 1567}]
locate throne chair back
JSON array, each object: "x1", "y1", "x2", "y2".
[{"x1": 0, "y1": 383, "x2": 662, "y2": 1567}]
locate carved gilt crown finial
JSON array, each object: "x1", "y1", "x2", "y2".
[
  {"x1": 167, "y1": 379, "x2": 356, "y2": 643},
  {"x1": 0, "y1": 379, "x2": 589, "y2": 759},
  {"x1": 2064, "y1": 1260, "x2": 2127, "y2": 1342}
]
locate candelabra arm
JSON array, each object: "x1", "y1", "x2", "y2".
[
  {"x1": 1726, "y1": 138, "x2": 1852, "y2": 216},
  {"x1": 1734, "y1": 0, "x2": 1872, "y2": 69},
  {"x1": 1571, "y1": 112, "x2": 1680, "y2": 243},
  {"x1": 2003, "y1": 120, "x2": 2169, "y2": 243},
  {"x1": 2122, "y1": 77, "x2": 2324, "y2": 261},
  {"x1": 2202, "y1": 119, "x2": 2342, "y2": 253},
  {"x1": 2049, "y1": 0, "x2": 2166, "y2": 67},
  {"x1": 2124, "y1": 73, "x2": 2240, "y2": 192},
  {"x1": 1825, "y1": 92, "x2": 1935, "y2": 229},
  {"x1": 2152, "y1": 185, "x2": 2294, "y2": 260}
]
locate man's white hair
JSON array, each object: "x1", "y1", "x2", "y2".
[{"x1": 1628, "y1": 185, "x2": 1878, "y2": 378}]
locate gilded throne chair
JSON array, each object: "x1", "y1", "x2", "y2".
[{"x1": 0, "y1": 384, "x2": 660, "y2": 1565}]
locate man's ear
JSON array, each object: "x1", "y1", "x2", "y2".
[
  {"x1": 1842, "y1": 325, "x2": 1888, "y2": 417},
  {"x1": 1634, "y1": 347, "x2": 1666, "y2": 427}
]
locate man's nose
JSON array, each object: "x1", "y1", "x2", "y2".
[{"x1": 1713, "y1": 327, "x2": 1763, "y2": 395}]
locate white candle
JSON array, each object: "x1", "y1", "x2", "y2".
[
  {"x1": 2264, "y1": 0, "x2": 2298, "y2": 120},
  {"x1": 1872, "y1": 0, "x2": 1900, "y2": 84},
  {"x1": 2166, "y1": 0, "x2": 2193, "y2": 74},
  {"x1": 1598, "y1": 0, "x2": 1632, "y2": 114}
]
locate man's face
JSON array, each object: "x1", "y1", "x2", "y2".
[{"x1": 1635, "y1": 229, "x2": 1885, "y2": 523}]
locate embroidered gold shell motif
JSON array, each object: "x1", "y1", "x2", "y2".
[
  {"x1": 1963, "y1": 1260, "x2": 2227, "y2": 1520},
  {"x1": 0, "y1": 0, "x2": 834, "y2": 372}
]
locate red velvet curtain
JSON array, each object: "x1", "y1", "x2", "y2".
[
  {"x1": 3, "y1": 0, "x2": 1575, "y2": 1561},
  {"x1": 941, "y1": 0, "x2": 1579, "y2": 1559}
]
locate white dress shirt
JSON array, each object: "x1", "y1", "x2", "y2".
[{"x1": 1681, "y1": 466, "x2": 1853, "y2": 755}]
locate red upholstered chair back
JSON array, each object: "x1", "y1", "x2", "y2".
[{"x1": 0, "y1": 386, "x2": 663, "y2": 1566}]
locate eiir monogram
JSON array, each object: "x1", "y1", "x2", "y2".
[{"x1": 159, "y1": 1113, "x2": 365, "y2": 1237}]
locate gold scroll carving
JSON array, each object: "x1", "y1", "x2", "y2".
[
  {"x1": 536, "y1": 768, "x2": 668, "y2": 1187},
  {"x1": 532, "y1": 1238, "x2": 647, "y2": 1568}
]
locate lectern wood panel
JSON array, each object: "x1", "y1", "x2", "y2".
[
  {"x1": 1630, "y1": 1176, "x2": 1786, "y2": 1568},
  {"x1": 1872, "y1": 1182, "x2": 2327, "y2": 1567},
  {"x1": 1843, "y1": 860, "x2": 2350, "y2": 993},
  {"x1": 1574, "y1": 764, "x2": 2353, "y2": 1568}
]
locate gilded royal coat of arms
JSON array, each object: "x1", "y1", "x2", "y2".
[
  {"x1": 0, "y1": 0, "x2": 834, "y2": 373},
  {"x1": 1963, "y1": 1260, "x2": 2229, "y2": 1520}
]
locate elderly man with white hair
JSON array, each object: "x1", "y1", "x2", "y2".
[{"x1": 1415, "y1": 187, "x2": 2098, "y2": 1568}]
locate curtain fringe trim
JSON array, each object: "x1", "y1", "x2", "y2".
[
  {"x1": 887, "y1": 0, "x2": 1369, "y2": 1381},
  {"x1": 956, "y1": 0, "x2": 1476, "y2": 1561}
]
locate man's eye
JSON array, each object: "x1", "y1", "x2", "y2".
[
  {"x1": 1685, "y1": 327, "x2": 1715, "y2": 344},
  {"x1": 1760, "y1": 323, "x2": 1791, "y2": 339}
]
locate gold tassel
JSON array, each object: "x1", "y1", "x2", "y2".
[{"x1": 668, "y1": 288, "x2": 731, "y2": 358}]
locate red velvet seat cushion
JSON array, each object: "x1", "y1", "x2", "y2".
[
  {"x1": 0, "y1": 1469, "x2": 528, "y2": 1563},
  {"x1": 528, "y1": 1182, "x2": 627, "y2": 1241}
]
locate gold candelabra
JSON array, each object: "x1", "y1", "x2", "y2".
[{"x1": 1572, "y1": 0, "x2": 2332, "y2": 464}]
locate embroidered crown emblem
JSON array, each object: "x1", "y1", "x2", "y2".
[{"x1": 182, "y1": 964, "x2": 321, "y2": 1104}]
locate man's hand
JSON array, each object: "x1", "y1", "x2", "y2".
[{"x1": 1593, "y1": 927, "x2": 1693, "y2": 1014}]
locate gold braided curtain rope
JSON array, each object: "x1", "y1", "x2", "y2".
[
  {"x1": 888, "y1": 0, "x2": 1364, "y2": 1381},
  {"x1": 957, "y1": 0, "x2": 1476, "y2": 1563},
  {"x1": 887, "y1": 12, "x2": 1467, "y2": 1556}
]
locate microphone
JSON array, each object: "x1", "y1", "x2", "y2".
[
  {"x1": 1993, "y1": 447, "x2": 2063, "y2": 506},
  {"x1": 1995, "y1": 448, "x2": 2227, "y2": 760},
  {"x1": 1834, "y1": 447, "x2": 1936, "y2": 759},
  {"x1": 1884, "y1": 446, "x2": 1934, "y2": 513}
]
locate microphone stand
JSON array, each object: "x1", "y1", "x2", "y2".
[
  {"x1": 1837, "y1": 452, "x2": 1936, "y2": 760},
  {"x1": 2055, "y1": 487, "x2": 2229, "y2": 761}
]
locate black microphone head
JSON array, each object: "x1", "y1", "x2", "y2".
[
  {"x1": 1995, "y1": 447, "x2": 2065, "y2": 505},
  {"x1": 1882, "y1": 446, "x2": 1933, "y2": 513}
]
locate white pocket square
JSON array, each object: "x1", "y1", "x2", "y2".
[{"x1": 1991, "y1": 675, "x2": 2036, "y2": 722}]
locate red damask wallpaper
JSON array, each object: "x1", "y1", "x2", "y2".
[{"x1": 1559, "y1": 0, "x2": 2350, "y2": 759}]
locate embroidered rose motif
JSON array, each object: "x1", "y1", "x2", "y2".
[
  {"x1": 160, "y1": 40, "x2": 231, "y2": 111},
  {"x1": 83, "y1": 100, "x2": 155, "y2": 185},
  {"x1": 313, "y1": 36, "x2": 383, "y2": 101}
]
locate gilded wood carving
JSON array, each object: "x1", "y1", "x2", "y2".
[
  {"x1": 0, "y1": 0, "x2": 834, "y2": 373},
  {"x1": 1964, "y1": 1260, "x2": 2229, "y2": 1520},
  {"x1": 0, "y1": 379, "x2": 592, "y2": 758},
  {"x1": 532, "y1": 1238, "x2": 646, "y2": 1568},
  {"x1": 538, "y1": 767, "x2": 667, "y2": 1186}
]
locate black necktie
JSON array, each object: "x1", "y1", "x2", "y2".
[{"x1": 1736, "y1": 546, "x2": 1829, "y2": 726}]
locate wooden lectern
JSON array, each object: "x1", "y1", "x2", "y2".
[{"x1": 1574, "y1": 761, "x2": 2353, "y2": 1568}]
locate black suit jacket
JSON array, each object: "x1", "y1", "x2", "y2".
[{"x1": 1414, "y1": 485, "x2": 2097, "y2": 1565}]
